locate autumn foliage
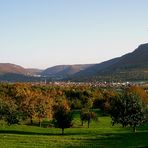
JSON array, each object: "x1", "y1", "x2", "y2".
[{"x1": 0, "y1": 83, "x2": 147, "y2": 133}]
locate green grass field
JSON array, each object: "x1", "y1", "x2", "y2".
[{"x1": 0, "y1": 110, "x2": 148, "y2": 148}]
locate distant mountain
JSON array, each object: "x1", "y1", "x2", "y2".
[
  {"x1": 70, "y1": 43, "x2": 148, "y2": 81},
  {"x1": 41, "y1": 64, "x2": 93, "y2": 80},
  {"x1": 0, "y1": 63, "x2": 43, "y2": 76},
  {"x1": 0, "y1": 43, "x2": 148, "y2": 82},
  {"x1": 107, "y1": 43, "x2": 148, "y2": 70},
  {"x1": 70, "y1": 58, "x2": 120, "y2": 79},
  {"x1": 0, "y1": 63, "x2": 27, "y2": 75},
  {"x1": 26, "y1": 68, "x2": 43, "y2": 76},
  {"x1": 0, "y1": 63, "x2": 43, "y2": 82},
  {"x1": 42, "y1": 65, "x2": 69, "y2": 76}
]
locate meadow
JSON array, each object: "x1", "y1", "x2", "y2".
[{"x1": 0, "y1": 110, "x2": 147, "y2": 148}]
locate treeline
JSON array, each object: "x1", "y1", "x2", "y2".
[
  {"x1": 74, "y1": 69, "x2": 148, "y2": 82},
  {"x1": 0, "y1": 83, "x2": 147, "y2": 134}
]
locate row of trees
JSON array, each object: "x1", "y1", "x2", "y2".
[{"x1": 0, "y1": 83, "x2": 147, "y2": 134}]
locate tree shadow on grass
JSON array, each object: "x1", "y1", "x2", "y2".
[
  {"x1": 0, "y1": 129, "x2": 148, "y2": 148},
  {"x1": 0, "y1": 129, "x2": 89, "y2": 136},
  {"x1": 66, "y1": 131, "x2": 148, "y2": 148},
  {"x1": 0, "y1": 130, "x2": 55, "y2": 136}
]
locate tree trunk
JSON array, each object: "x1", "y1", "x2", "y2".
[
  {"x1": 30, "y1": 118, "x2": 33, "y2": 125},
  {"x1": 88, "y1": 120, "x2": 90, "y2": 128},
  {"x1": 133, "y1": 126, "x2": 136, "y2": 133},
  {"x1": 81, "y1": 120, "x2": 83, "y2": 126},
  {"x1": 39, "y1": 118, "x2": 42, "y2": 127},
  {"x1": 62, "y1": 128, "x2": 64, "y2": 135},
  {"x1": 39, "y1": 121, "x2": 42, "y2": 127}
]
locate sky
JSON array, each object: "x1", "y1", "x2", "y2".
[{"x1": 0, "y1": 0, "x2": 148, "y2": 69}]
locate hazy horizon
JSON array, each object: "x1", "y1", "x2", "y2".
[{"x1": 0, "y1": 0, "x2": 148, "y2": 69}]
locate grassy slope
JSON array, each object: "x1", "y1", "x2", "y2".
[{"x1": 0, "y1": 111, "x2": 147, "y2": 148}]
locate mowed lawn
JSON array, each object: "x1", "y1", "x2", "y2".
[{"x1": 0, "y1": 110, "x2": 148, "y2": 148}]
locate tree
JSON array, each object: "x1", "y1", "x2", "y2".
[
  {"x1": 110, "y1": 90, "x2": 145, "y2": 132},
  {"x1": 0, "y1": 97, "x2": 7, "y2": 120},
  {"x1": 80, "y1": 108, "x2": 97, "y2": 128},
  {"x1": 34, "y1": 93, "x2": 53, "y2": 127},
  {"x1": 128, "y1": 86, "x2": 148, "y2": 104},
  {"x1": 53, "y1": 99, "x2": 73, "y2": 135},
  {"x1": 19, "y1": 89, "x2": 37, "y2": 125},
  {"x1": 0, "y1": 95, "x2": 19, "y2": 125}
]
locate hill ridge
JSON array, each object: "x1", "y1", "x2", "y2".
[{"x1": 0, "y1": 43, "x2": 148, "y2": 82}]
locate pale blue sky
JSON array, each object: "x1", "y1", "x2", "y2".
[{"x1": 0, "y1": 0, "x2": 148, "y2": 69}]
